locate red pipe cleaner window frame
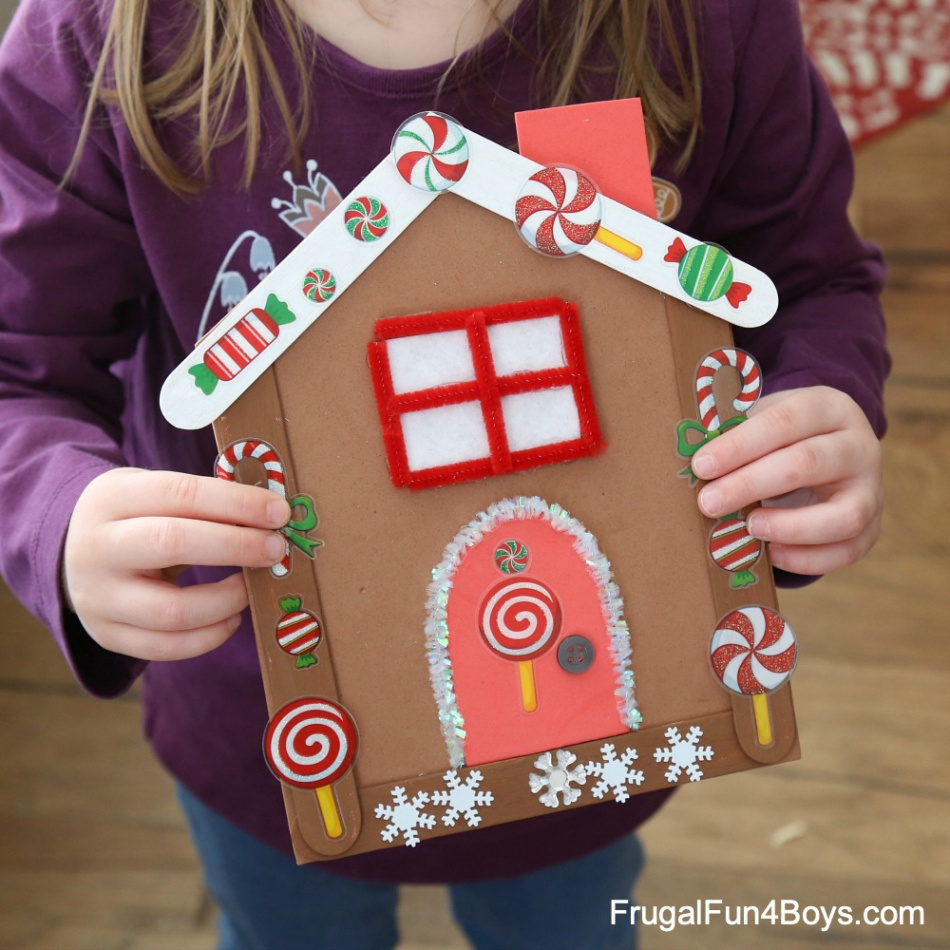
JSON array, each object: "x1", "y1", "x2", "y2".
[{"x1": 367, "y1": 297, "x2": 605, "y2": 491}]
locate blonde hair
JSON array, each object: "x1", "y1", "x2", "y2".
[{"x1": 73, "y1": 0, "x2": 700, "y2": 194}]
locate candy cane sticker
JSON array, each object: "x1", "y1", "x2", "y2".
[
  {"x1": 695, "y1": 348, "x2": 762, "y2": 431},
  {"x1": 214, "y1": 439, "x2": 322, "y2": 577},
  {"x1": 676, "y1": 348, "x2": 764, "y2": 483}
]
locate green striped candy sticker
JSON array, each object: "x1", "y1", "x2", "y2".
[{"x1": 677, "y1": 244, "x2": 734, "y2": 302}]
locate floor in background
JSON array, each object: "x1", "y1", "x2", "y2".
[{"x1": 0, "y1": 5, "x2": 948, "y2": 948}]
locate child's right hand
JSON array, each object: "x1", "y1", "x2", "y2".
[{"x1": 63, "y1": 468, "x2": 291, "y2": 661}]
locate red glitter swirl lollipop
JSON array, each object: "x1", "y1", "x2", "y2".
[
  {"x1": 479, "y1": 577, "x2": 561, "y2": 712},
  {"x1": 514, "y1": 166, "x2": 602, "y2": 257},
  {"x1": 710, "y1": 606, "x2": 797, "y2": 747},
  {"x1": 264, "y1": 698, "x2": 358, "y2": 838}
]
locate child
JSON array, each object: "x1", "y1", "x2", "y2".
[{"x1": 0, "y1": 0, "x2": 888, "y2": 947}]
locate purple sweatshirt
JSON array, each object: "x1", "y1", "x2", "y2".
[{"x1": 0, "y1": 0, "x2": 888, "y2": 882}]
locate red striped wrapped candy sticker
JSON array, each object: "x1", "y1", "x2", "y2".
[
  {"x1": 708, "y1": 512, "x2": 762, "y2": 589},
  {"x1": 275, "y1": 596, "x2": 322, "y2": 668},
  {"x1": 264, "y1": 697, "x2": 359, "y2": 839},
  {"x1": 189, "y1": 293, "x2": 296, "y2": 395}
]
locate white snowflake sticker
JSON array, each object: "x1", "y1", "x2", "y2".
[
  {"x1": 529, "y1": 749, "x2": 587, "y2": 808},
  {"x1": 584, "y1": 743, "x2": 645, "y2": 803},
  {"x1": 654, "y1": 725, "x2": 714, "y2": 783},
  {"x1": 374, "y1": 786, "x2": 437, "y2": 847},
  {"x1": 431, "y1": 770, "x2": 494, "y2": 827}
]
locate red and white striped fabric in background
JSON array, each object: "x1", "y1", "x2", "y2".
[{"x1": 801, "y1": 0, "x2": 950, "y2": 148}]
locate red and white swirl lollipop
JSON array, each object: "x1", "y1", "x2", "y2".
[
  {"x1": 710, "y1": 606, "x2": 797, "y2": 747},
  {"x1": 479, "y1": 578, "x2": 561, "y2": 712},
  {"x1": 515, "y1": 166, "x2": 602, "y2": 257},
  {"x1": 392, "y1": 111, "x2": 470, "y2": 192},
  {"x1": 514, "y1": 165, "x2": 644, "y2": 262},
  {"x1": 264, "y1": 698, "x2": 359, "y2": 839},
  {"x1": 696, "y1": 348, "x2": 762, "y2": 431}
]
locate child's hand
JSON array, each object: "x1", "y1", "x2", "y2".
[
  {"x1": 63, "y1": 468, "x2": 291, "y2": 661},
  {"x1": 691, "y1": 387, "x2": 883, "y2": 576}
]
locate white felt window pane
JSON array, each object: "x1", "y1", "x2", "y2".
[
  {"x1": 501, "y1": 386, "x2": 582, "y2": 451},
  {"x1": 386, "y1": 329, "x2": 475, "y2": 395},
  {"x1": 400, "y1": 401, "x2": 491, "y2": 471},
  {"x1": 487, "y1": 315, "x2": 566, "y2": 377}
]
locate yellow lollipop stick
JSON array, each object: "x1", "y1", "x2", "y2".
[
  {"x1": 594, "y1": 225, "x2": 643, "y2": 261},
  {"x1": 315, "y1": 785, "x2": 343, "y2": 839},
  {"x1": 751, "y1": 693, "x2": 773, "y2": 747},
  {"x1": 518, "y1": 660, "x2": 538, "y2": 713}
]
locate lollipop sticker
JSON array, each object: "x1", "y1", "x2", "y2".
[
  {"x1": 214, "y1": 439, "x2": 322, "y2": 577},
  {"x1": 264, "y1": 698, "x2": 359, "y2": 839},
  {"x1": 708, "y1": 512, "x2": 763, "y2": 589},
  {"x1": 676, "y1": 348, "x2": 763, "y2": 484},
  {"x1": 514, "y1": 165, "x2": 643, "y2": 262},
  {"x1": 391, "y1": 111, "x2": 470, "y2": 192},
  {"x1": 275, "y1": 596, "x2": 322, "y2": 668},
  {"x1": 479, "y1": 577, "x2": 561, "y2": 713},
  {"x1": 664, "y1": 237, "x2": 752, "y2": 308},
  {"x1": 710, "y1": 606, "x2": 797, "y2": 747}
]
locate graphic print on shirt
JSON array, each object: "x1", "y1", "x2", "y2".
[
  {"x1": 644, "y1": 125, "x2": 682, "y2": 224},
  {"x1": 196, "y1": 160, "x2": 343, "y2": 341}
]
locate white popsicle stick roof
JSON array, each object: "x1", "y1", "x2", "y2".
[{"x1": 160, "y1": 112, "x2": 778, "y2": 431}]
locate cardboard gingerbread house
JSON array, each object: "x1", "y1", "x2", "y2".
[{"x1": 160, "y1": 103, "x2": 800, "y2": 862}]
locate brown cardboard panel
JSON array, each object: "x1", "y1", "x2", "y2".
[{"x1": 212, "y1": 192, "x2": 798, "y2": 860}]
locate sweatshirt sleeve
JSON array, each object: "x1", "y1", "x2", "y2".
[
  {"x1": 0, "y1": 0, "x2": 154, "y2": 695},
  {"x1": 694, "y1": 0, "x2": 890, "y2": 437}
]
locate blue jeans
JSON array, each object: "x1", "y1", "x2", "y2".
[{"x1": 177, "y1": 786, "x2": 643, "y2": 950}]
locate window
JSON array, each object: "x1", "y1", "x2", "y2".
[{"x1": 368, "y1": 297, "x2": 605, "y2": 490}]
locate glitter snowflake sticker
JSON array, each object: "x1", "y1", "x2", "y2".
[
  {"x1": 584, "y1": 743, "x2": 645, "y2": 803},
  {"x1": 374, "y1": 786, "x2": 436, "y2": 847},
  {"x1": 529, "y1": 749, "x2": 587, "y2": 808},
  {"x1": 654, "y1": 725, "x2": 714, "y2": 783},
  {"x1": 431, "y1": 770, "x2": 494, "y2": 827}
]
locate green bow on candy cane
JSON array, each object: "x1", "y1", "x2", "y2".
[
  {"x1": 279, "y1": 494, "x2": 323, "y2": 557},
  {"x1": 676, "y1": 415, "x2": 747, "y2": 485}
]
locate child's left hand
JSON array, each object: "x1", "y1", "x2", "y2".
[{"x1": 691, "y1": 386, "x2": 883, "y2": 576}]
